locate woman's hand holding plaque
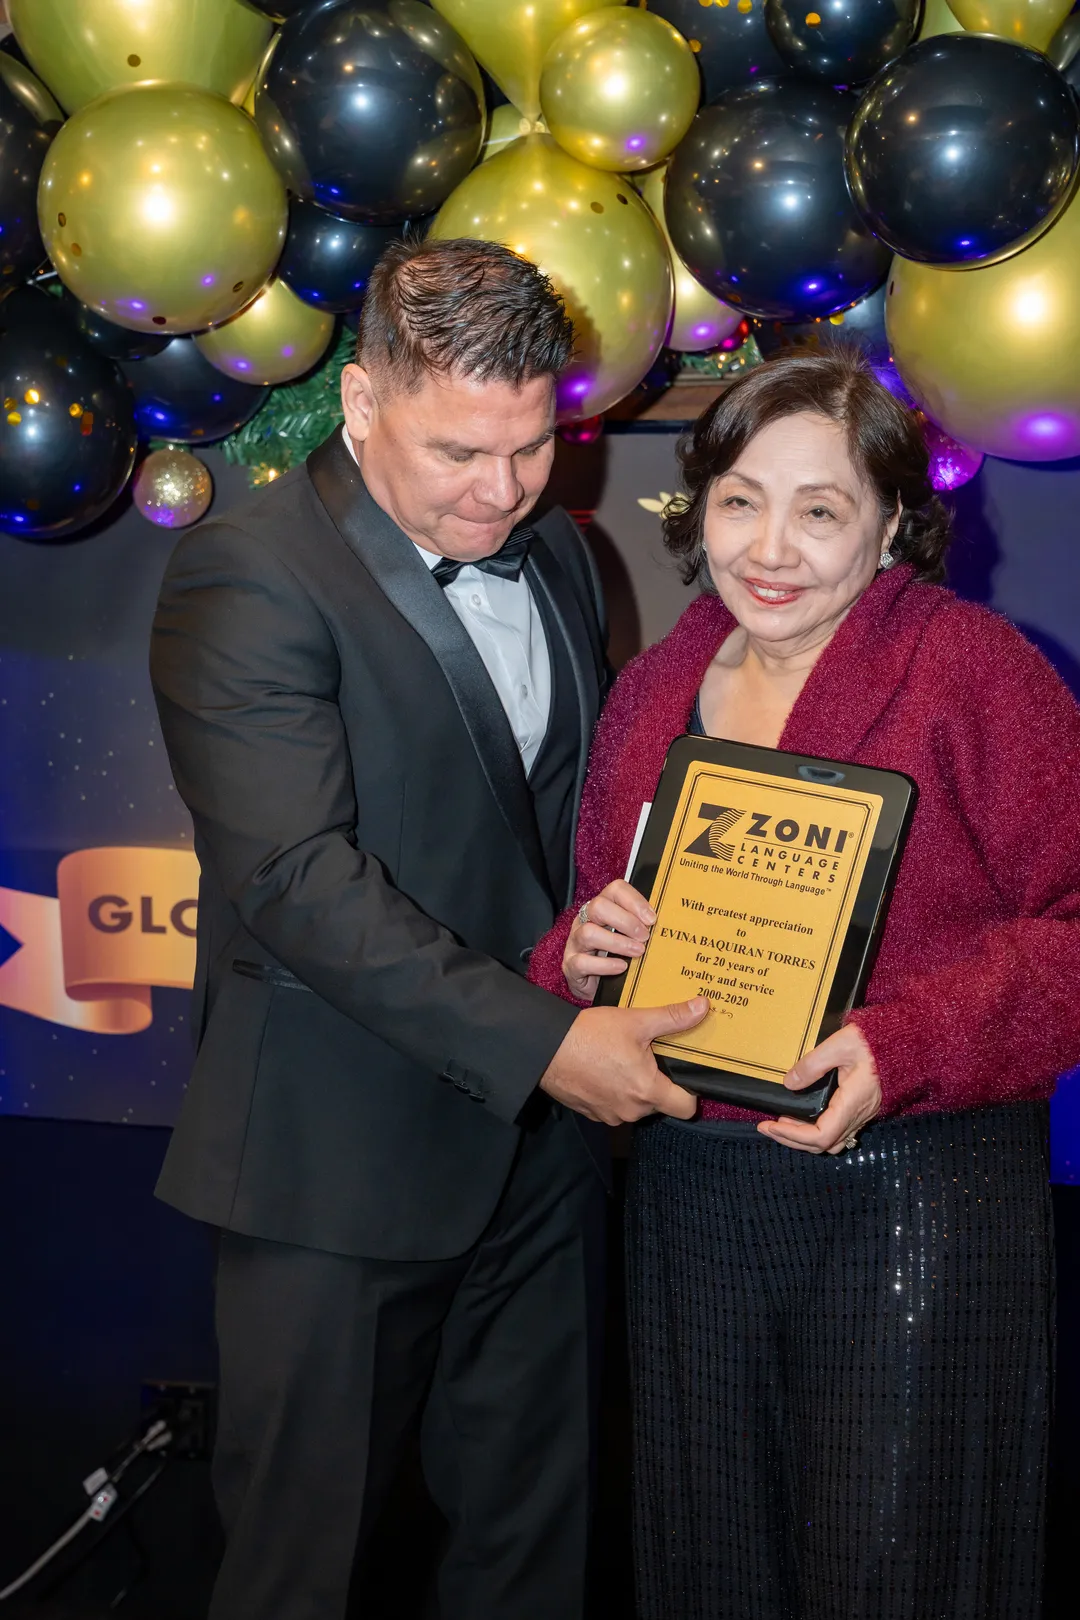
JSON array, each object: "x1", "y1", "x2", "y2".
[
  {"x1": 563, "y1": 880, "x2": 656, "y2": 1002},
  {"x1": 760, "y1": 1023, "x2": 882, "y2": 1155}
]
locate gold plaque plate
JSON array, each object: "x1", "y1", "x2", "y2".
[{"x1": 601, "y1": 737, "x2": 916, "y2": 1118}]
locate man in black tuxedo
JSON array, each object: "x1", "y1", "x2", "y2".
[{"x1": 150, "y1": 237, "x2": 705, "y2": 1620}]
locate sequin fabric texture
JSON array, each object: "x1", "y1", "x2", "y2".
[{"x1": 628, "y1": 1107, "x2": 1053, "y2": 1620}]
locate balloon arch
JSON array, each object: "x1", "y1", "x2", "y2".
[{"x1": 2, "y1": 0, "x2": 1080, "y2": 537}]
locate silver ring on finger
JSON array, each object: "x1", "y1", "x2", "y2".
[{"x1": 577, "y1": 902, "x2": 590, "y2": 926}]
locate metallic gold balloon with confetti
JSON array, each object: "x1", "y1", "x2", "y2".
[
  {"x1": 540, "y1": 7, "x2": 699, "y2": 171},
  {"x1": 194, "y1": 279, "x2": 335, "y2": 386},
  {"x1": 430, "y1": 0, "x2": 620, "y2": 121},
  {"x1": 943, "y1": 0, "x2": 1072, "y2": 51},
  {"x1": 637, "y1": 167, "x2": 743, "y2": 352},
  {"x1": 38, "y1": 84, "x2": 288, "y2": 337},
  {"x1": 133, "y1": 448, "x2": 213, "y2": 530},
  {"x1": 430, "y1": 132, "x2": 672, "y2": 419},
  {"x1": 7, "y1": 0, "x2": 272, "y2": 115},
  {"x1": 887, "y1": 189, "x2": 1080, "y2": 460}
]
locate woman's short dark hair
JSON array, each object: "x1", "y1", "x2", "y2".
[
  {"x1": 664, "y1": 348, "x2": 953, "y2": 586},
  {"x1": 358, "y1": 236, "x2": 575, "y2": 391}
]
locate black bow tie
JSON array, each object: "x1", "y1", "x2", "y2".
[{"x1": 431, "y1": 527, "x2": 532, "y2": 588}]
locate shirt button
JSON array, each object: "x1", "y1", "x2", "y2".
[
  {"x1": 470, "y1": 593, "x2": 482, "y2": 608},
  {"x1": 519, "y1": 684, "x2": 529, "y2": 698}
]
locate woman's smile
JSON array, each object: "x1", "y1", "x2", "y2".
[{"x1": 740, "y1": 576, "x2": 807, "y2": 607}]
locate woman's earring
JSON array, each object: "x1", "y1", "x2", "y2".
[{"x1": 879, "y1": 548, "x2": 895, "y2": 570}]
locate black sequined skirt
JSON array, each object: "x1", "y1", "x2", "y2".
[{"x1": 627, "y1": 1105, "x2": 1053, "y2": 1620}]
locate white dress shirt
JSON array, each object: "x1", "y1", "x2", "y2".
[{"x1": 341, "y1": 426, "x2": 552, "y2": 774}]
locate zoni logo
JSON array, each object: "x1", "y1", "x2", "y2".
[
  {"x1": 684, "y1": 804, "x2": 743, "y2": 862},
  {"x1": 684, "y1": 802, "x2": 852, "y2": 863}
]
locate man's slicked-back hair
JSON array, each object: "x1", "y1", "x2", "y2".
[{"x1": 357, "y1": 236, "x2": 575, "y2": 392}]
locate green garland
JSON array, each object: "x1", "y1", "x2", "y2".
[
  {"x1": 676, "y1": 334, "x2": 763, "y2": 381},
  {"x1": 218, "y1": 325, "x2": 357, "y2": 485}
]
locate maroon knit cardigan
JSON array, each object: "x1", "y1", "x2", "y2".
[{"x1": 528, "y1": 562, "x2": 1080, "y2": 1120}]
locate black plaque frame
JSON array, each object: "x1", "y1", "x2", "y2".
[{"x1": 598, "y1": 736, "x2": 917, "y2": 1121}]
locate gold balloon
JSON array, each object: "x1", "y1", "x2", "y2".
[
  {"x1": 430, "y1": 133, "x2": 672, "y2": 419},
  {"x1": 887, "y1": 190, "x2": 1080, "y2": 460},
  {"x1": 430, "y1": 0, "x2": 622, "y2": 121},
  {"x1": 944, "y1": 0, "x2": 1071, "y2": 51},
  {"x1": 918, "y1": 0, "x2": 964, "y2": 37},
  {"x1": 0, "y1": 50, "x2": 63, "y2": 129},
  {"x1": 637, "y1": 167, "x2": 742, "y2": 352},
  {"x1": 540, "y1": 8, "x2": 699, "y2": 172},
  {"x1": 194, "y1": 279, "x2": 335, "y2": 386},
  {"x1": 242, "y1": 32, "x2": 280, "y2": 120},
  {"x1": 481, "y1": 105, "x2": 545, "y2": 164},
  {"x1": 134, "y1": 448, "x2": 213, "y2": 530},
  {"x1": 38, "y1": 84, "x2": 287, "y2": 336},
  {"x1": 1047, "y1": 11, "x2": 1080, "y2": 66},
  {"x1": 8, "y1": 0, "x2": 272, "y2": 116}
]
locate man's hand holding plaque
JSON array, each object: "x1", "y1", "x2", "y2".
[{"x1": 539, "y1": 993, "x2": 711, "y2": 1127}]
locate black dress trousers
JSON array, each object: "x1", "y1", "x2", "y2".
[{"x1": 209, "y1": 1107, "x2": 603, "y2": 1620}]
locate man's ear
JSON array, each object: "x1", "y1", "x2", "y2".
[{"x1": 341, "y1": 363, "x2": 377, "y2": 444}]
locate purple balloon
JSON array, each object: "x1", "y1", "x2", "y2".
[
  {"x1": 557, "y1": 415, "x2": 603, "y2": 445},
  {"x1": 921, "y1": 414, "x2": 983, "y2": 492}
]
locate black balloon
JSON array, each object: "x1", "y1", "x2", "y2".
[
  {"x1": 243, "y1": 1, "x2": 317, "y2": 15},
  {"x1": 256, "y1": 0, "x2": 485, "y2": 224},
  {"x1": 121, "y1": 337, "x2": 270, "y2": 444},
  {"x1": 60, "y1": 290, "x2": 171, "y2": 362},
  {"x1": 765, "y1": 0, "x2": 917, "y2": 87},
  {"x1": 0, "y1": 54, "x2": 63, "y2": 287},
  {"x1": 644, "y1": 0, "x2": 787, "y2": 104},
  {"x1": 846, "y1": 36, "x2": 1080, "y2": 267},
  {"x1": 0, "y1": 288, "x2": 137, "y2": 540},
  {"x1": 278, "y1": 200, "x2": 402, "y2": 313},
  {"x1": 665, "y1": 79, "x2": 890, "y2": 322},
  {"x1": 753, "y1": 283, "x2": 890, "y2": 363}
]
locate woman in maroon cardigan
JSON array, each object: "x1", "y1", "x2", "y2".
[{"x1": 528, "y1": 351, "x2": 1080, "y2": 1619}]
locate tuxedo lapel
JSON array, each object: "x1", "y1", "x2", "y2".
[
  {"x1": 523, "y1": 528, "x2": 595, "y2": 815},
  {"x1": 306, "y1": 432, "x2": 551, "y2": 900}
]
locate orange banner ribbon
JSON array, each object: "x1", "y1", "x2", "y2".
[{"x1": 0, "y1": 847, "x2": 199, "y2": 1034}]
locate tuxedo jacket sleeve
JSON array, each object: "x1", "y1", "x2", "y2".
[{"x1": 151, "y1": 516, "x2": 578, "y2": 1129}]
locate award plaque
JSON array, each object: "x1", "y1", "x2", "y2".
[{"x1": 598, "y1": 737, "x2": 916, "y2": 1120}]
